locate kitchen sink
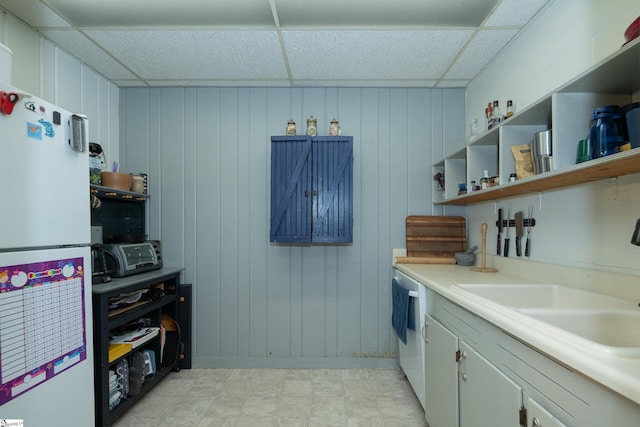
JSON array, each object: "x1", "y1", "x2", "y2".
[
  {"x1": 451, "y1": 283, "x2": 640, "y2": 357},
  {"x1": 517, "y1": 309, "x2": 640, "y2": 357},
  {"x1": 452, "y1": 283, "x2": 635, "y2": 310}
]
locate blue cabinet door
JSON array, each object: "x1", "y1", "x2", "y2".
[
  {"x1": 270, "y1": 136, "x2": 353, "y2": 243},
  {"x1": 270, "y1": 136, "x2": 313, "y2": 243},
  {"x1": 311, "y1": 137, "x2": 353, "y2": 243}
]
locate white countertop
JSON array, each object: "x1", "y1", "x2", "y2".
[{"x1": 393, "y1": 261, "x2": 640, "y2": 406}]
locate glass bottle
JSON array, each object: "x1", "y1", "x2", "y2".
[
  {"x1": 505, "y1": 100, "x2": 514, "y2": 119},
  {"x1": 485, "y1": 102, "x2": 492, "y2": 130},
  {"x1": 480, "y1": 170, "x2": 491, "y2": 190},
  {"x1": 489, "y1": 100, "x2": 503, "y2": 130}
]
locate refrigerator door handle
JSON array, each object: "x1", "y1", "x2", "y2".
[{"x1": 69, "y1": 113, "x2": 88, "y2": 152}]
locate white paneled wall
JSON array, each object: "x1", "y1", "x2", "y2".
[
  {"x1": 464, "y1": 0, "x2": 640, "y2": 276},
  {"x1": 0, "y1": 12, "x2": 120, "y2": 164},
  {"x1": 120, "y1": 87, "x2": 465, "y2": 367},
  {"x1": 466, "y1": 0, "x2": 640, "y2": 129}
]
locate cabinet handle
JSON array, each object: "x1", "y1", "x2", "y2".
[
  {"x1": 422, "y1": 317, "x2": 428, "y2": 343},
  {"x1": 531, "y1": 417, "x2": 542, "y2": 427},
  {"x1": 456, "y1": 350, "x2": 468, "y2": 381},
  {"x1": 179, "y1": 296, "x2": 185, "y2": 302}
]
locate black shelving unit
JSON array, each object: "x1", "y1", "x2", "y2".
[
  {"x1": 92, "y1": 268, "x2": 183, "y2": 427},
  {"x1": 90, "y1": 184, "x2": 148, "y2": 242}
]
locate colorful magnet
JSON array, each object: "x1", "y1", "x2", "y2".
[
  {"x1": 38, "y1": 118, "x2": 54, "y2": 137},
  {"x1": 25, "y1": 100, "x2": 36, "y2": 113},
  {"x1": 27, "y1": 122, "x2": 42, "y2": 140},
  {"x1": 0, "y1": 91, "x2": 18, "y2": 115}
]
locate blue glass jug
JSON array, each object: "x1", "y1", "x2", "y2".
[{"x1": 590, "y1": 106, "x2": 622, "y2": 159}]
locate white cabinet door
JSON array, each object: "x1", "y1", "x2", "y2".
[
  {"x1": 526, "y1": 396, "x2": 567, "y2": 427},
  {"x1": 424, "y1": 313, "x2": 459, "y2": 427},
  {"x1": 459, "y1": 341, "x2": 522, "y2": 427}
]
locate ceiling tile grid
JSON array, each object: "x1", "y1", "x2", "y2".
[{"x1": 0, "y1": 0, "x2": 552, "y2": 87}]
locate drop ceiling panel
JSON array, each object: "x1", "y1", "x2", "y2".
[
  {"x1": 0, "y1": 0, "x2": 71, "y2": 28},
  {"x1": 275, "y1": 0, "x2": 500, "y2": 27},
  {"x1": 0, "y1": 0, "x2": 552, "y2": 87},
  {"x1": 40, "y1": 29, "x2": 138, "y2": 80},
  {"x1": 45, "y1": 0, "x2": 275, "y2": 27},
  {"x1": 485, "y1": 0, "x2": 551, "y2": 26},
  {"x1": 437, "y1": 80, "x2": 471, "y2": 88},
  {"x1": 85, "y1": 30, "x2": 288, "y2": 80},
  {"x1": 283, "y1": 30, "x2": 474, "y2": 81},
  {"x1": 444, "y1": 29, "x2": 520, "y2": 79},
  {"x1": 293, "y1": 79, "x2": 440, "y2": 87},
  {"x1": 112, "y1": 79, "x2": 146, "y2": 87},
  {"x1": 144, "y1": 79, "x2": 292, "y2": 87}
]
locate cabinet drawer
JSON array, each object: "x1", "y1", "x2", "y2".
[
  {"x1": 495, "y1": 330, "x2": 640, "y2": 426},
  {"x1": 430, "y1": 291, "x2": 488, "y2": 349}
]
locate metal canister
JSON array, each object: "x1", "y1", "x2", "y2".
[{"x1": 531, "y1": 129, "x2": 552, "y2": 174}]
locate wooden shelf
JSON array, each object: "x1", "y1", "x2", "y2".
[
  {"x1": 91, "y1": 184, "x2": 148, "y2": 201},
  {"x1": 436, "y1": 148, "x2": 640, "y2": 205}
]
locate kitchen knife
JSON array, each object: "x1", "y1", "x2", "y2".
[
  {"x1": 497, "y1": 208, "x2": 502, "y2": 255},
  {"x1": 515, "y1": 211, "x2": 524, "y2": 257},
  {"x1": 503, "y1": 205, "x2": 511, "y2": 257},
  {"x1": 525, "y1": 205, "x2": 533, "y2": 257}
]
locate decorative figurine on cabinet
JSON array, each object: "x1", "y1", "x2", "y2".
[
  {"x1": 306, "y1": 116, "x2": 317, "y2": 136},
  {"x1": 329, "y1": 118, "x2": 341, "y2": 136},
  {"x1": 286, "y1": 119, "x2": 296, "y2": 136}
]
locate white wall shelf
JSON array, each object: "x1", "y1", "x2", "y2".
[{"x1": 434, "y1": 38, "x2": 640, "y2": 206}]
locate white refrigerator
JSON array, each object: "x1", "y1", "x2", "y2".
[{"x1": 0, "y1": 81, "x2": 94, "y2": 425}]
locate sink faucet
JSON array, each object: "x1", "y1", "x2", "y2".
[{"x1": 632, "y1": 219, "x2": 640, "y2": 246}]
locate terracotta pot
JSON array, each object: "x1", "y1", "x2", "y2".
[{"x1": 101, "y1": 172, "x2": 133, "y2": 191}]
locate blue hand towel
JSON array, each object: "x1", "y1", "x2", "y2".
[{"x1": 392, "y1": 279, "x2": 416, "y2": 345}]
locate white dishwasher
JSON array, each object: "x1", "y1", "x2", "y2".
[{"x1": 393, "y1": 269, "x2": 427, "y2": 410}]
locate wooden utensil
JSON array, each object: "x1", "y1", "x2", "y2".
[{"x1": 471, "y1": 223, "x2": 498, "y2": 273}]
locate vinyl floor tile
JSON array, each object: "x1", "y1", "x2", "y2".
[{"x1": 110, "y1": 368, "x2": 425, "y2": 427}]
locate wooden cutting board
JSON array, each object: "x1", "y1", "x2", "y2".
[
  {"x1": 395, "y1": 256, "x2": 456, "y2": 264},
  {"x1": 406, "y1": 215, "x2": 467, "y2": 259}
]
